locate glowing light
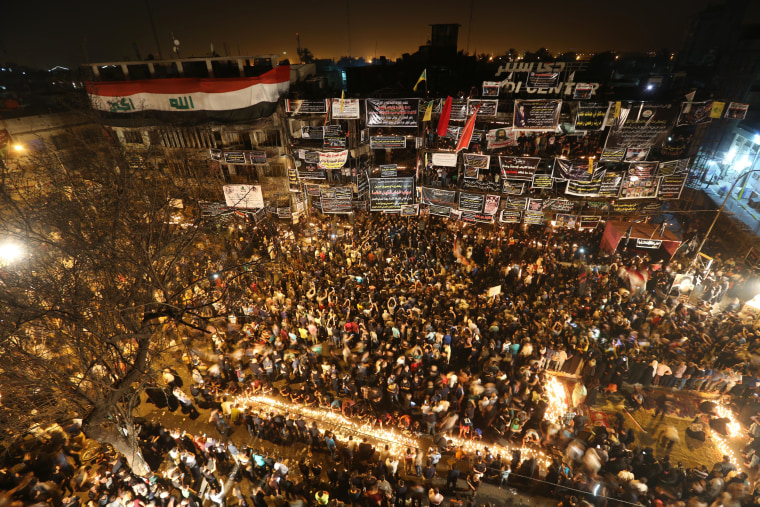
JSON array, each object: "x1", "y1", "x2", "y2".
[
  {"x1": 0, "y1": 242, "x2": 22, "y2": 264},
  {"x1": 13, "y1": 144, "x2": 24, "y2": 152}
]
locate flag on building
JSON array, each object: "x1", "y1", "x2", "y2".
[
  {"x1": 413, "y1": 69, "x2": 427, "y2": 92},
  {"x1": 423, "y1": 101, "x2": 433, "y2": 122},
  {"x1": 455, "y1": 104, "x2": 481, "y2": 152}
]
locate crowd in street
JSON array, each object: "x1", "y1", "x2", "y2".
[{"x1": 4, "y1": 212, "x2": 760, "y2": 507}]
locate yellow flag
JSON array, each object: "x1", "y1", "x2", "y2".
[
  {"x1": 340, "y1": 90, "x2": 345, "y2": 113},
  {"x1": 423, "y1": 101, "x2": 433, "y2": 122},
  {"x1": 711, "y1": 101, "x2": 725, "y2": 119},
  {"x1": 588, "y1": 158, "x2": 594, "y2": 174},
  {"x1": 413, "y1": 69, "x2": 427, "y2": 92},
  {"x1": 614, "y1": 101, "x2": 621, "y2": 119}
]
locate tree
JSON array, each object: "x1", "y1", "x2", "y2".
[
  {"x1": 297, "y1": 47, "x2": 315, "y2": 64},
  {"x1": 0, "y1": 118, "x2": 264, "y2": 474}
]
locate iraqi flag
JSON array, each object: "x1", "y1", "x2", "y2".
[
  {"x1": 455, "y1": 103, "x2": 481, "y2": 152},
  {"x1": 86, "y1": 65, "x2": 290, "y2": 124}
]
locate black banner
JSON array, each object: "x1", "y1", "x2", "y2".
[
  {"x1": 599, "y1": 172, "x2": 623, "y2": 197},
  {"x1": 380, "y1": 165, "x2": 398, "y2": 178},
  {"x1": 324, "y1": 133, "x2": 347, "y2": 148},
  {"x1": 299, "y1": 164, "x2": 326, "y2": 180},
  {"x1": 463, "y1": 153, "x2": 490, "y2": 169},
  {"x1": 578, "y1": 215, "x2": 601, "y2": 229},
  {"x1": 677, "y1": 101, "x2": 713, "y2": 127},
  {"x1": 370, "y1": 136, "x2": 407, "y2": 149},
  {"x1": 500, "y1": 210, "x2": 522, "y2": 223},
  {"x1": 604, "y1": 102, "x2": 677, "y2": 150},
  {"x1": 514, "y1": 99, "x2": 562, "y2": 130},
  {"x1": 366, "y1": 99, "x2": 418, "y2": 127},
  {"x1": 357, "y1": 172, "x2": 369, "y2": 195},
  {"x1": 575, "y1": 103, "x2": 609, "y2": 131},
  {"x1": 429, "y1": 204, "x2": 452, "y2": 218},
  {"x1": 640, "y1": 201, "x2": 663, "y2": 213},
  {"x1": 461, "y1": 179, "x2": 502, "y2": 192},
  {"x1": 658, "y1": 175, "x2": 687, "y2": 200},
  {"x1": 450, "y1": 99, "x2": 468, "y2": 121},
  {"x1": 565, "y1": 179, "x2": 601, "y2": 197},
  {"x1": 460, "y1": 211, "x2": 494, "y2": 223},
  {"x1": 459, "y1": 192, "x2": 485, "y2": 213},
  {"x1": 600, "y1": 148, "x2": 626, "y2": 162},
  {"x1": 657, "y1": 158, "x2": 690, "y2": 177},
  {"x1": 502, "y1": 180, "x2": 526, "y2": 195},
  {"x1": 554, "y1": 158, "x2": 604, "y2": 181},
  {"x1": 467, "y1": 99, "x2": 498, "y2": 116},
  {"x1": 400, "y1": 204, "x2": 419, "y2": 217},
  {"x1": 420, "y1": 187, "x2": 457, "y2": 206},
  {"x1": 301, "y1": 126, "x2": 324, "y2": 140},
  {"x1": 286, "y1": 99, "x2": 329, "y2": 114},
  {"x1": 499, "y1": 156, "x2": 541, "y2": 181},
  {"x1": 249, "y1": 151, "x2": 267, "y2": 164},
  {"x1": 532, "y1": 174, "x2": 553, "y2": 189},
  {"x1": 612, "y1": 202, "x2": 640, "y2": 213},
  {"x1": 546, "y1": 199, "x2": 575, "y2": 212},
  {"x1": 464, "y1": 167, "x2": 479, "y2": 179},
  {"x1": 369, "y1": 178, "x2": 415, "y2": 211},
  {"x1": 528, "y1": 72, "x2": 560, "y2": 88},
  {"x1": 223, "y1": 151, "x2": 246, "y2": 164},
  {"x1": 506, "y1": 197, "x2": 527, "y2": 210},
  {"x1": 524, "y1": 211, "x2": 544, "y2": 225}
]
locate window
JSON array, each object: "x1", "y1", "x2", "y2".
[{"x1": 123, "y1": 130, "x2": 144, "y2": 144}]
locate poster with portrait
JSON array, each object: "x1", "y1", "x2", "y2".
[
  {"x1": 486, "y1": 128, "x2": 519, "y2": 150},
  {"x1": 725, "y1": 102, "x2": 749, "y2": 120},
  {"x1": 527, "y1": 198, "x2": 544, "y2": 212},
  {"x1": 484, "y1": 195, "x2": 501, "y2": 215},
  {"x1": 482, "y1": 81, "x2": 501, "y2": 97},
  {"x1": 625, "y1": 147, "x2": 650, "y2": 161},
  {"x1": 285, "y1": 99, "x2": 329, "y2": 114},
  {"x1": 555, "y1": 214, "x2": 577, "y2": 228},
  {"x1": 677, "y1": 100, "x2": 713, "y2": 126},
  {"x1": 513, "y1": 99, "x2": 562, "y2": 131}
]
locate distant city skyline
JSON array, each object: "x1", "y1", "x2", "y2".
[{"x1": 2, "y1": 0, "x2": 755, "y2": 69}]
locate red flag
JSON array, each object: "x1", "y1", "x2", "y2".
[
  {"x1": 455, "y1": 104, "x2": 481, "y2": 152},
  {"x1": 437, "y1": 96, "x2": 453, "y2": 137}
]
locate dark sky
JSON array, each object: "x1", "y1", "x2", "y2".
[{"x1": 2, "y1": 0, "x2": 720, "y2": 69}]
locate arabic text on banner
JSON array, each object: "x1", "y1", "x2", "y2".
[{"x1": 366, "y1": 99, "x2": 419, "y2": 127}]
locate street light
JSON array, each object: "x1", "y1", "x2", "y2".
[
  {"x1": 691, "y1": 168, "x2": 760, "y2": 267},
  {"x1": 0, "y1": 242, "x2": 23, "y2": 265}
]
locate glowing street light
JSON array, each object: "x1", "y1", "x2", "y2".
[{"x1": 0, "y1": 242, "x2": 23, "y2": 265}]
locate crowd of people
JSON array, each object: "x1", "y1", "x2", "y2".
[{"x1": 4, "y1": 212, "x2": 760, "y2": 507}]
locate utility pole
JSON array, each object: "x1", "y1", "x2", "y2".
[{"x1": 145, "y1": 0, "x2": 163, "y2": 59}]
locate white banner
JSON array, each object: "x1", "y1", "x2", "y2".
[
  {"x1": 331, "y1": 98, "x2": 361, "y2": 119},
  {"x1": 223, "y1": 185, "x2": 264, "y2": 209},
  {"x1": 318, "y1": 150, "x2": 349, "y2": 170},
  {"x1": 431, "y1": 152, "x2": 458, "y2": 167}
]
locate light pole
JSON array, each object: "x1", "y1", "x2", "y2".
[{"x1": 691, "y1": 168, "x2": 760, "y2": 267}]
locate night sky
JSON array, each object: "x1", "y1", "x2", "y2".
[{"x1": 0, "y1": 0, "x2": 733, "y2": 69}]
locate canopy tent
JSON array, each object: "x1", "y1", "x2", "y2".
[{"x1": 600, "y1": 220, "x2": 682, "y2": 257}]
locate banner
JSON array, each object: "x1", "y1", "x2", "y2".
[
  {"x1": 420, "y1": 187, "x2": 457, "y2": 206},
  {"x1": 619, "y1": 162, "x2": 659, "y2": 199},
  {"x1": 484, "y1": 195, "x2": 501, "y2": 215},
  {"x1": 223, "y1": 151, "x2": 246, "y2": 164},
  {"x1": 600, "y1": 147, "x2": 626, "y2": 162},
  {"x1": 500, "y1": 210, "x2": 522, "y2": 223},
  {"x1": 432, "y1": 152, "x2": 458, "y2": 167},
  {"x1": 324, "y1": 133, "x2": 347, "y2": 148},
  {"x1": 87, "y1": 66, "x2": 290, "y2": 122},
  {"x1": 464, "y1": 167, "x2": 479, "y2": 179},
  {"x1": 578, "y1": 215, "x2": 601, "y2": 229},
  {"x1": 514, "y1": 99, "x2": 562, "y2": 130},
  {"x1": 657, "y1": 158, "x2": 690, "y2": 177},
  {"x1": 461, "y1": 179, "x2": 501, "y2": 192},
  {"x1": 467, "y1": 99, "x2": 498, "y2": 116},
  {"x1": 380, "y1": 164, "x2": 398, "y2": 178},
  {"x1": 365, "y1": 99, "x2": 418, "y2": 127},
  {"x1": 565, "y1": 179, "x2": 601, "y2": 197},
  {"x1": 286, "y1": 99, "x2": 329, "y2": 114},
  {"x1": 318, "y1": 150, "x2": 349, "y2": 170},
  {"x1": 368, "y1": 178, "x2": 415, "y2": 211},
  {"x1": 482, "y1": 81, "x2": 500, "y2": 96},
  {"x1": 485, "y1": 128, "x2": 519, "y2": 150},
  {"x1": 429, "y1": 204, "x2": 452, "y2": 217},
  {"x1": 331, "y1": 98, "x2": 360, "y2": 119},
  {"x1": 499, "y1": 156, "x2": 541, "y2": 181},
  {"x1": 305, "y1": 184, "x2": 323, "y2": 196},
  {"x1": 599, "y1": 172, "x2": 623, "y2": 197},
  {"x1": 459, "y1": 192, "x2": 485, "y2": 212},
  {"x1": 209, "y1": 148, "x2": 222, "y2": 161},
  {"x1": 555, "y1": 214, "x2": 577, "y2": 228},
  {"x1": 658, "y1": 175, "x2": 687, "y2": 200},
  {"x1": 636, "y1": 238, "x2": 662, "y2": 249},
  {"x1": 725, "y1": 102, "x2": 749, "y2": 120},
  {"x1": 524, "y1": 211, "x2": 544, "y2": 225},
  {"x1": 299, "y1": 163, "x2": 326, "y2": 179},
  {"x1": 546, "y1": 199, "x2": 575, "y2": 212},
  {"x1": 502, "y1": 180, "x2": 526, "y2": 195},
  {"x1": 575, "y1": 103, "x2": 609, "y2": 131},
  {"x1": 460, "y1": 212, "x2": 494, "y2": 223},
  {"x1": 506, "y1": 197, "x2": 527, "y2": 210},
  {"x1": 554, "y1": 158, "x2": 605, "y2": 181},
  {"x1": 463, "y1": 153, "x2": 490, "y2": 169},
  {"x1": 532, "y1": 174, "x2": 553, "y2": 189},
  {"x1": 357, "y1": 171, "x2": 369, "y2": 195},
  {"x1": 450, "y1": 99, "x2": 469, "y2": 121},
  {"x1": 527, "y1": 198, "x2": 544, "y2": 211},
  {"x1": 370, "y1": 136, "x2": 406, "y2": 149},
  {"x1": 612, "y1": 202, "x2": 640, "y2": 213},
  {"x1": 400, "y1": 204, "x2": 420, "y2": 217},
  {"x1": 603, "y1": 102, "x2": 677, "y2": 150},
  {"x1": 223, "y1": 184, "x2": 264, "y2": 209},
  {"x1": 528, "y1": 72, "x2": 559, "y2": 88},
  {"x1": 640, "y1": 201, "x2": 663, "y2": 213},
  {"x1": 301, "y1": 126, "x2": 324, "y2": 139},
  {"x1": 677, "y1": 100, "x2": 713, "y2": 126}
]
